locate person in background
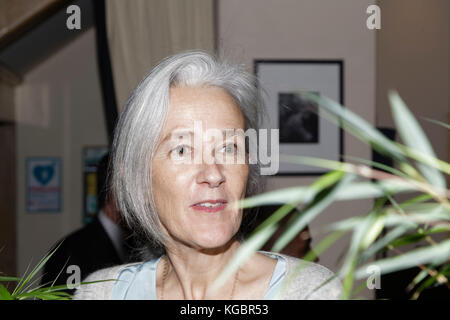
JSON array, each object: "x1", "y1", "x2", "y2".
[
  {"x1": 41, "y1": 153, "x2": 141, "y2": 293},
  {"x1": 255, "y1": 205, "x2": 317, "y2": 261}
]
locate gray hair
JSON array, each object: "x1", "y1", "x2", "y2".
[{"x1": 110, "y1": 50, "x2": 267, "y2": 257}]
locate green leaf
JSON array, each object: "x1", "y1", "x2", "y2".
[
  {"x1": 344, "y1": 155, "x2": 408, "y2": 178},
  {"x1": 14, "y1": 279, "x2": 117, "y2": 300},
  {"x1": 17, "y1": 291, "x2": 72, "y2": 300},
  {"x1": 389, "y1": 90, "x2": 446, "y2": 190},
  {"x1": 271, "y1": 173, "x2": 354, "y2": 252},
  {"x1": 326, "y1": 216, "x2": 363, "y2": 232},
  {"x1": 397, "y1": 143, "x2": 450, "y2": 176},
  {"x1": 410, "y1": 266, "x2": 448, "y2": 300},
  {"x1": 339, "y1": 199, "x2": 388, "y2": 298},
  {"x1": 328, "y1": 202, "x2": 449, "y2": 234},
  {"x1": 214, "y1": 171, "x2": 347, "y2": 291},
  {"x1": 239, "y1": 185, "x2": 312, "y2": 208},
  {"x1": 0, "y1": 276, "x2": 22, "y2": 282},
  {"x1": 301, "y1": 92, "x2": 407, "y2": 162},
  {"x1": 422, "y1": 117, "x2": 450, "y2": 130},
  {"x1": 301, "y1": 91, "x2": 450, "y2": 178},
  {"x1": 360, "y1": 224, "x2": 414, "y2": 262},
  {"x1": 407, "y1": 263, "x2": 445, "y2": 294},
  {"x1": 384, "y1": 204, "x2": 450, "y2": 227},
  {"x1": 360, "y1": 213, "x2": 386, "y2": 250},
  {"x1": 387, "y1": 227, "x2": 450, "y2": 249},
  {"x1": 240, "y1": 178, "x2": 415, "y2": 210},
  {"x1": 12, "y1": 241, "x2": 64, "y2": 296},
  {"x1": 354, "y1": 239, "x2": 450, "y2": 279},
  {"x1": 280, "y1": 155, "x2": 427, "y2": 195},
  {"x1": 0, "y1": 283, "x2": 13, "y2": 300}
]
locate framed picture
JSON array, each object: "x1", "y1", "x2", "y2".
[
  {"x1": 26, "y1": 157, "x2": 62, "y2": 212},
  {"x1": 82, "y1": 146, "x2": 108, "y2": 224},
  {"x1": 254, "y1": 60, "x2": 344, "y2": 175}
]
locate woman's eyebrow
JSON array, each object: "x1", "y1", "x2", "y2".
[
  {"x1": 161, "y1": 128, "x2": 241, "y2": 145},
  {"x1": 161, "y1": 129, "x2": 193, "y2": 145}
]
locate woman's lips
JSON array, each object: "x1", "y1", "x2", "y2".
[{"x1": 190, "y1": 199, "x2": 228, "y2": 213}]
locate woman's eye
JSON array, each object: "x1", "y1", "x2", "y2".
[
  {"x1": 171, "y1": 145, "x2": 191, "y2": 157},
  {"x1": 222, "y1": 143, "x2": 237, "y2": 154}
]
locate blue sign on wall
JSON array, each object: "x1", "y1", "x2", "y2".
[{"x1": 26, "y1": 157, "x2": 62, "y2": 212}]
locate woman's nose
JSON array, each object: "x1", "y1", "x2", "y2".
[{"x1": 196, "y1": 163, "x2": 225, "y2": 188}]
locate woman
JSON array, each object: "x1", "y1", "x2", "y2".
[{"x1": 74, "y1": 50, "x2": 342, "y2": 300}]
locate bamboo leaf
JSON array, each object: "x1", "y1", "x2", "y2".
[
  {"x1": 12, "y1": 241, "x2": 63, "y2": 296},
  {"x1": 384, "y1": 205, "x2": 450, "y2": 227},
  {"x1": 339, "y1": 198, "x2": 389, "y2": 298},
  {"x1": 287, "y1": 153, "x2": 444, "y2": 195},
  {"x1": 389, "y1": 90, "x2": 446, "y2": 190},
  {"x1": 387, "y1": 227, "x2": 450, "y2": 248},
  {"x1": 354, "y1": 239, "x2": 450, "y2": 279},
  {"x1": 271, "y1": 173, "x2": 354, "y2": 252},
  {"x1": 397, "y1": 143, "x2": 450, "y2": 176},
  {"x1": 302, "y1": 92, "x2": 407, "y2": 162},
  {"x1": 0, "y1": 276, "x2": 22, "y2": 282},
  {"x1": 360, "y1": 224, "x2": 414, "y2": 262},
  {"x1": 422, "y1": 117, "x2": 450, "y2": 130},
  {"x1": 239, "y1": 185, "x2": 312, "y2": 208},
  {"x1": 344, "y1": 155, "x2": 408, "y2": 178},
  {"x1": 241, "y1": 176, "x2": 415, "y2": 211},
  {"x1": 301, "y1": 92, "x2": 450, "y2": 176},
  {"x1": 360, "y1": 213, "x2": 386, "y2": 250},
  {"x1": 214, "y1": 171, "x2": 347, "y2": 291},
  {"x1": 407, "y1": 263, "x2": 445, "y2": 294},
  {"x1": 0, "y1": 283, "x2": 13, "y2": 300}
]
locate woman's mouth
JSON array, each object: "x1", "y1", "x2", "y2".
[{"x1": 190, "y1": 199, "x2": 228, "y2": 213}]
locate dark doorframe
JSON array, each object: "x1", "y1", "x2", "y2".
[
  {"x1": 0, "y1": 122, "x2": 16, "y2": 279},
  {"x1": 92, "y1": 0, "x2": 118, "y2": 146}
]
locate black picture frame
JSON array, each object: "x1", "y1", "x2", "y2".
[{"x1": 254, "y1": 59, "x2": 344, "y2": 176}]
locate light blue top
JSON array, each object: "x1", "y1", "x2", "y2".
[{"x1": 110, "y1": 252, "x2": 287, "y2": 300}]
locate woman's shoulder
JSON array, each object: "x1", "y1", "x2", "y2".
[
  {"x1": 261, "y1": 251, "x2": 343, "y2": 300},
  {"x1": 73, "y1": 262, "x2": 143, "y2": 300}
]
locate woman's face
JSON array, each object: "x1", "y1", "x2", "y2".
[{"x1": 152, "y1": 86, "x2": 249, "y2": 250}]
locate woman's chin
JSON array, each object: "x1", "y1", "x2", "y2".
[{"x1": 192, "y1": 230, "x2": 236, "y2": 250}]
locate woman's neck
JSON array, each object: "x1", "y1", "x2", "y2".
[{"x1": 161, "y1": 239, "x2": 242, "y2": 300}]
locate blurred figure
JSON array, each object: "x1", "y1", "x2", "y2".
[
  {"x1": 255, "y1": 205, "x2": 317, "y2": 261},
  {"x1": 41, "y1": 153, "x2": 140, "y2": 293}
]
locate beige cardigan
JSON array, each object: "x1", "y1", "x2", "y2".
[{"x1": 73, "y1": 252, "x2": 343, "y2": 300}]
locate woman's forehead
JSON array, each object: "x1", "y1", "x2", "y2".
[{"x1": 164, "y1": 86, "x2": 245, "y2": 132}]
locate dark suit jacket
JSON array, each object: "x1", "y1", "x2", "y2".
[{"x1": 41, "y1": 217, "x2": 122, "y2": 294}]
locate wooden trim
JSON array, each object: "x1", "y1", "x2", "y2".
[
  {"x1": 0, "y1": 63, "x2": 22, "y2": 86},
  {"x1": 0, "y1": 0, "x2": 71, "y2": 51}
]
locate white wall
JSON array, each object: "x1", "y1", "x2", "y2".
[
  {"x1": 376, "y1": 0, "x2": 449, "y2": 161},
  {"x1": 219, "y1": 0, "x2": 377, "y2": 298},
  {"x1": 15, "y1": 28, "x2": 107, "y2": 276},
  {"x1": 376, "y1": 0, "x2": 450, "y2": 258}
]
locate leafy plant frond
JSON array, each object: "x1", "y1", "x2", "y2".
[{"x1": 224, "y1": 90, "x2": 449, "y2": 300}]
